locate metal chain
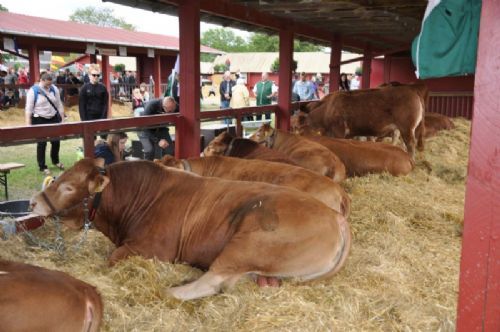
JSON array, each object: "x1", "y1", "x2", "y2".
[
  {"x1": 21, "y1": 216, "x2": 66, "y2": 257},
  {"x1": 72, "y1": 197, "x2": 92, "y2": 252}
]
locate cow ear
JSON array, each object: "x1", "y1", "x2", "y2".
[{"x1": 88, "y1": 174, "x2": 110, "y2": 194}]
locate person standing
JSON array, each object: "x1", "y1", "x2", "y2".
[
  {"x1": 339, "y1": 73, "x2": 350, "y2": 91},
  {"x1": 350, "y1": 73, "x2": 360, "y2": 90},
  {"x1": 78, "y1": 64, "x2": 109, "y2": 121},
  {"x1": 25, "y1": 73, "x2": 65, "y2": 175},
  {"x1": 219, "y1": 71, "x2": 235, "y2": 109},
  {"x1": 253, "y1": 72, "x2": 278, "y2": 120},
  {"x1": 139, "y1": 96, "x2": 177, "y2": 160},
  {"x1": 230, "y1": 78, "x2": 253, "y2": 121},
  {"x1": 293, "y1": 72, "x2": 315, "y2": 101},
  {"x1": 164, "y1": 72, "x2": 180, "y2": 105}
]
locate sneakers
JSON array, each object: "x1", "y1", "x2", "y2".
[
  {"x1": 54, "y1": 163, "x2": 64, "y2": 170},
  {"x1": 42, "y1": 169, "x2": 51, "y2": 176}
]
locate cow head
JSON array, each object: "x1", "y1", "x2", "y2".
[
  {"x1": 248, "y1": 123, "x2": 274, "y2": 147},
  {"x1": 154, "y1": 155, "x2": 183, "y2": 170},
  {"x1": 203, "y1": 131, "x2": 233, "y2": 156},
  {"x1": 30, "y1": 159, "x2": 110, "y2": 225}
]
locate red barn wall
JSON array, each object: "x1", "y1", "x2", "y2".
[{"x1": 371, "y1": 57, "x2": 475, "y2": 92}]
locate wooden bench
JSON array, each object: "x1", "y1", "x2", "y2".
[{"x1": 0, "y1": 163, "x2": 25, "y2": 201}]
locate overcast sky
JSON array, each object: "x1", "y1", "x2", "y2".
[{"x1": 0, "y1": 0, "x2": 247, "y2": 37}]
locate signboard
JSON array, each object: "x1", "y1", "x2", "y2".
[
  {"x1": 98, "y1": 48, "x2": 117, "y2": 56},
  {"x1": 147, "y1": 48, "x2": 154, "y2": 58},
  {"x1": 119, "y1": 46, "x2": 127, "y2": 57},
  {"x1": 85, "y1": 43, "x2": 96, "y2": 54}
]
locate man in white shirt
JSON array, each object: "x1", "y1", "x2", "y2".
[
  {"x1": 350, "y1": 74, "x2": 361, "y2": 90},
  {"x1": 25, "y1": 73, "x2": 65, "y2": 175}
]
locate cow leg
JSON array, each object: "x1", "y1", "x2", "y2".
[
  {"x1": 401, "y1": 129, "x2": 416, "y2": 160},
  {"x1": 391, "y1": 129, "x2": 401, "y2": 145},
  {"x1": 168, "y1": 271, "x2": 242, "y2": 301},
  {"x1": 108, "y1": 245, "x2": 135, "y2": 266}
]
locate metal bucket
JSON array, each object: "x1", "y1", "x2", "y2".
[{"x1": 0, "y1": 200, "x2": 44, "y2": 236}]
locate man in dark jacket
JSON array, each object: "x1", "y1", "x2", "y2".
[
  {"x1": 79, "y1": 64, "x2": 109, "y2": 121},
  {"x1": 139, "y1": 96, "x2": 177, "y2": 160},
  {"x1": 219, "y1": 71, "x2": 235, "y2": 109}
]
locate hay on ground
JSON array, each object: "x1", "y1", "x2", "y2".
[{"x1": 0, "y1": 118, "x2": 470, "y2": 331}]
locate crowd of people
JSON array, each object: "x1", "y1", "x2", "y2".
[{"x1": 6, "y1": 62, "x2": 363, "y2": 174}]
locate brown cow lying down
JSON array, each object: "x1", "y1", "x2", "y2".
[
  {"x1": 301, "y1": 84, "x2": 425, "y2": 158},
  {"x1": 304, "y1": 136, "x2": 414, "y2": 177},
  {"x1": 0, "y1": 259, "x2": 102, "y2": 332},
  {"x1": 204, "y1": 131, "x2": 296, "y2": 165},
  {"x1": 249, "y1": 124, "x2": 347, "y2": 182},
  {"x1": 425, "y1": 112, "x2": 455, "y2": 137},
  {"x1": 30, "y1": 159, "x2": 351, "y2": 301},
  {"x1": 250, "y1": 124, "x2": 346, "y2": 182},
  {"x1": 156, "y1": 155, "x2": 351, "y2": 217}
]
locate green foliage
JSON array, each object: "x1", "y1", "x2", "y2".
[
  {"x1": 248, "y1": 33, "x2": 279, "y2": 52},
  {"x1": 113, "y1": 63, "x2": 126, "y2": 73},
  {"x1": 294, "y1": 39, "x2": 323, "y2": 52},
  {"x1": 69, "y1": 6, "x2": 136, "y2": 31},
  {"x1": 201, "y1": 28, "x2": 248, "y2": 52},
  {"x1": 355, "y1": 66, "x2": 363, "y2": 75},
  {"x1": 0, "y1": 3, "x2": 8, "y2": 11},
  {"x1": 1, "y1": 53, "x2": 14, "y2": 63},
  {"x1": 201, "y1": 28, "x2": 324, "y2": 53},
  {"x1": 200, "y1": 53, "x2": 217, "y2": 63},
  {"x1": 213, "y1": 64, "x2": 227, "y2": 73},
  {"x1": 270, "y1": 58, "x2": 298, "y2": 73}
]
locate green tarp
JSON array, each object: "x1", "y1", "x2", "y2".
[{"x1": 412, "y1": 0, "x2": 482, "y2": 79}]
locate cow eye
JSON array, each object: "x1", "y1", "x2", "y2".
[{"x1": 60, "y1": 184, "x2": 75, "y2": 193}]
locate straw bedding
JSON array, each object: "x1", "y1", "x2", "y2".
[{"x1": 0, "y1": 118, "x2": 470, "y2": 331}]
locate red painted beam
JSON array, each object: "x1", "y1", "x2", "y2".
[
  {"x1": 383, "y1": 55, "x2": 392, "y2": 83},
  {"x1": 28, "y1": 44, "x2": 40, "y2": 85},
  {"x1": 153, "y1": 54, "x2": 162, "y2": 98},
  {"x1": 277, "y1": 29, "x2": 293, "y2": 132},
  {"x1": 361, "y1": 43, "x2": 372, "y2": 89},
  {"x1": 457, "y1": 1, "x2": 500, "y2": 331},
  {"x1": 176, "y1": 0, "x2": 201, "y2": 158},
  {"x1": 101, "y1": 55, "x2": 112, "y2": 118},
  {"x1": 329, "y1": 35, "x2": 342, "y2": 93}
]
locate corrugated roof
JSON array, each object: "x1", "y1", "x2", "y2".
[
  {"x1": 214, "y1": 52, "x2": 361, "y2": 74},
  {"x1": 0, "y1": 11, "x2": 221, "y2": 54}
]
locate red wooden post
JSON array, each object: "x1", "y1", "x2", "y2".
[
  {"x1": 28, "y1": 44, "x2": 40, "y2": 85},
  {"x1": 277, "y1": 29, "x2": 293, "y2": 132},
  {"x1": 457, "y1": 1, "x2": 500, "y2": 331},
  {"x1": 153, "y1": 54, "x2": 162, "y2": 98},
  {"x1": 361, "y1": 43, "x2": 372, "y2": 89},
  {"x1": 101, "y1": 55, "x2": 112, "y2": 118},
  {"x1": 383, "y1": 55, "x2": 391, "y2": 83},
  {"x1": 176, "y1": 0, "x2": 201, "y2": 158},
  {"x1": 329, "y1": 35, "x2": 342, "y2": 93},
  {"x1": 134, "y1": 56, "x2": 141, "y2": 86}
]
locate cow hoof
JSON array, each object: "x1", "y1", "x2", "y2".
[{"x1": 256, "y1": 276, "x2": 281, "y2": 288}]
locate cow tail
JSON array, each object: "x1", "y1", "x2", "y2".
[{"x1": 416, "y1": 111, "x2": 425, "y2": 151}]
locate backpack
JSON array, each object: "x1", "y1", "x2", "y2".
[{"x1": 32, "y1": 85, "x2": 57, "y2": 106}]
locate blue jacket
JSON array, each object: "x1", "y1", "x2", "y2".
[{"x1": 94, "y1": 143, "x2": 114, "y2": 166}]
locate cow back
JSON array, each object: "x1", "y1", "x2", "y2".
[
  {"x1": 307, "y1": 136, "x2": 413, "y2": 177},
  {"x1": 0, "y1": 259, "x2": 103, "y2": 332}
]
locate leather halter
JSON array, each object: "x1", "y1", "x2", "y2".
[
  {"x1": 40, "y1": 166, "x2": 106, "y2": 222},
  {"x1": 224, "y1": 137, "x2": 237, "y2": 156},
  {"x1": 180, "y1": 159, "x2": 192, "y2": 172}
]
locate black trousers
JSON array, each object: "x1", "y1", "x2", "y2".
[{"x1": 32, "y1": 116, "x2": 61, "y2": 171}]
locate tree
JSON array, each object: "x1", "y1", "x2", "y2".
[
  {"x1": 69, "y1": 7, "x2": 136, "y2": 31},
  {"x1": 0, "y1": 4, "x2": 8, "y2": 11},
  {"x1": 294, "y1": 40, "x2": 323, "y2": 52},
  {"x1": 270, "y1": 57, "x2": 298, "y2": 73},
  {"x1": 247, "y1": 33, "x2": 279, "y2": 52},
  {"x1": 201, "y1": 28, "x2": 247, "y2": 53}
]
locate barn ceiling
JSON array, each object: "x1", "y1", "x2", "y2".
[{"x1": 105, "y1": 0, "x2": 427, "y2": 53}]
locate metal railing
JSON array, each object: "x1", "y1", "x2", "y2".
[{"x1": 428, "y1": 91, "x2": 474, "y2": 119}]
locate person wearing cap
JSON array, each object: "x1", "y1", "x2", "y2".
[
  {"x1": 78, "y1": 64, "x2": 109, "y2": 121},
  {"x1": 25, "y1": 73, "x2": 65, "y2": 175}
]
